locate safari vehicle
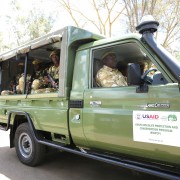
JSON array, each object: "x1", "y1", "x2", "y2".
[{"x1": 0, "y1": 16, "x2": 179, "y2": 179}]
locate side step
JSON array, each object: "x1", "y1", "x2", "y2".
[{"x1": 38, "y1": 139, "x2": 180, "y2": 180}]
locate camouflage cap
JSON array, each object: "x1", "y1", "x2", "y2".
[
  {"x1": 49, "y1": 49, "x2": 60, "y2": 58},
  {"x1": 18, "y1": 62, "x2": 24, "y2": 66},
  {"x1": 102, "y1": 52, "x2": 116, "y2": 59},
  {"x1": 32, "y1": 59, "x2": 42, "y2": 65}
]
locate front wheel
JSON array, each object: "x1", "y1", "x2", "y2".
[{"x1": 15, "y1": 123, "x2": 45, "y2": 166}]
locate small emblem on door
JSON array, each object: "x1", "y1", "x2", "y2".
[
  {"x1": 146, "y1": 103, "x2": 170, "y2": 108},
  {"x1": 90, "y1": 101, "x2": 101, "y2": 107}
]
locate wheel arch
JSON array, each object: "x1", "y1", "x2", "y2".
[{"x1": 8, "y1": 111, "x2": 36, "y2": 148}]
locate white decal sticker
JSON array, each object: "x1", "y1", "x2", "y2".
[{"x1": 133, "y1": 111, "x2": 180, "y2": 147}]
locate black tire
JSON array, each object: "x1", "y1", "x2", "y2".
[{"x1": 15, "y1": 122, "x2": 45, "y2": 166}]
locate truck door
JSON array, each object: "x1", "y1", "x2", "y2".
[{"x1": 82, "y1": 41, "x2": 180, "y2": 158}]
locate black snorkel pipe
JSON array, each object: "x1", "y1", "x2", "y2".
[{"x1": 136, "y1": 16, "x2": 180, "y2": 83}]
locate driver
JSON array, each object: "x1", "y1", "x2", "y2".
[{"x1": 96, "y1": 52, "x2": 127, "y2": 87}]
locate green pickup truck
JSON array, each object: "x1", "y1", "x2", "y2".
[{"x1": 0, "y1": 17, "x2": 179, "y2": 179}]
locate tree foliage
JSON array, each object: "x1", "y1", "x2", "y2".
[
  {"x1": 57, "y1": 0, "x2": 180, "y2": 56},
  {"x1": 0, "y1": 0, "x2": 179, "y2": 59},
  {"x1": 2, "y1": 0, "x2": 55, "y2": 50},
  {"x1": 123, "y1": 0, "x2": 180, "y2": 49},
  {"x1": 57, "y1": 0, "x2": 125, "y2": 37}
]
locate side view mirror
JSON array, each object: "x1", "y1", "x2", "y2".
[{"x1": 127, "y1": 63, "x2": 141, "y2": 85}]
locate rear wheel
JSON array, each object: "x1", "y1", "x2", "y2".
[{"x1": 15, "y1": 123, "x2": 45, "y2": 166}]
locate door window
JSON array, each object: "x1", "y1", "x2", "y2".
[{"x1": 92, "y1": 42, "x2": 168, "y2": 88}]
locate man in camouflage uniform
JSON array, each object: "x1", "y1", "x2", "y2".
[
  {"x1": 15, "y1": 62, "x2": 26, "y2": 94},
  {"x1": 44, "y1": 49, "x2": 60, "y2": 90},
  {"x1": 96, "y1": 52, "x2": 127, "y2": 87},
  {"x1": 2, "y1": 62, "x2": 25, "y2": 95},
  {"x1": 31, "y1": 59, "x2": 47, "y2": 93},
  {"x1": 18, "y1": 74, "x2": 31, "y2": 94}
]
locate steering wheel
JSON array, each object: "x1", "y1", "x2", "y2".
[{"x1": 141, "y1": 68, "x2": 157, "y2": 84}]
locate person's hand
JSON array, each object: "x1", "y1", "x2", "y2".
[
  {"x1": 52, "y1": 82, "x2": 58, "y2": 88},
  {"x1": 43, "y1": 76, "x2": 49, "y2": 84}
]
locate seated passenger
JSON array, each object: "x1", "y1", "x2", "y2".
[
  {"x1": 44, "y1": 49, "x2": 60, "y2": 89},
  {"x1": 1, "y1": 62, "x2": 25, "y2": 95},
  {"x1": 1, "y1": 90, "x2": 14, "y2": 95},
  {"x1": 31, "y1": 59, "x2": 47, "y2": 93},
  {"x1": 18, "y1": 73, "x2": 31, "y2": 94},
  {"x1": 96, "y1": 52, "x2": 127, "y2": 87},
  {"x1": 15, "y1": 62, "x2": 31, "y2": 94},
  {"x1": 15, "y1": 62, "x2": 25, "y2": 93}
]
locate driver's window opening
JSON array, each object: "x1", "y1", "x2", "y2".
[
  {"x1": 92, "y1": 42, "x2": 168, "y2": 88},
  {"x1": 0, "y1": 41, "x2": 61, "y2": 96}
]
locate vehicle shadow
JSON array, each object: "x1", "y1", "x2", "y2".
[
  {"x1": 42, "y1": 150, "x2": 164, "y2": 180},
  {"x1": 0, "y1": 146, "x2": 165, "y2": 180}
]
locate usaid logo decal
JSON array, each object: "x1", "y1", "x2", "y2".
[
  {"x1": 135, "y1": 112, "x2": 177, "y2": 122},
  {"x1": 136, "y1": 113, "x2": 159, "y2": 120}
]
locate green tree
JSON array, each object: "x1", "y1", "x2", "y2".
[
  {"x1": 27, "y1": 9, "x2": 54, "y2": 40},
  {"x1": 5, "y1": 0, "x2": 55, "y2": 48},
  {"x1": 123, "y1": 0, "x2": 180, "y2": 51},
  {"x1": 57, "y1": 0, "x2": 179, "y2": 55}
]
